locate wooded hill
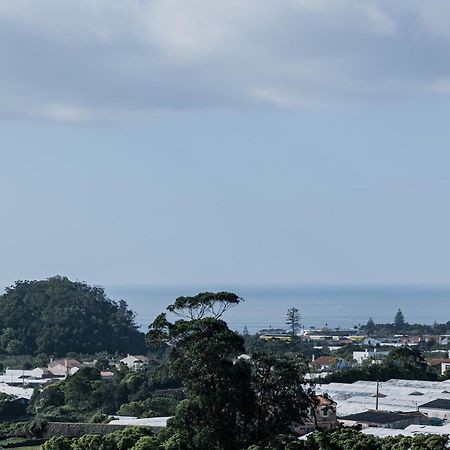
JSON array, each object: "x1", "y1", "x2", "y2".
[{"x1": 0, "y1": 276, "x2": 146, "y2": 356}]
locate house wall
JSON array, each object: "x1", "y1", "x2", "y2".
[{"x1": 419, "y1": 407, "x2": 450, "y2": 420}]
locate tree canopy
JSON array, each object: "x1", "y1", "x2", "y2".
[
  {"x1": 146, "y1": 292, "x2": 314, "y2": 450},
  {"x1": 0, "y1": 276, "x2": 145, "y2": 356}
]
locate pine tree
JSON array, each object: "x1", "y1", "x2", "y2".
[
  {"x1": 394, "y1": 308, "x2": 406, "y2": 332},
  {"x1": 365, "y1": 317, "x2": 376, "y2": 335},
  {"x1": 286, "y1": 307, "x2": 301, "y2": 338}
]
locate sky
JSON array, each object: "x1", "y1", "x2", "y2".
[{"x1": 1, "y1": 0, "x2": 450, "y2": 287}]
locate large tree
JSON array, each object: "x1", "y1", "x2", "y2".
[
  {"x1": 0, "y1": 276, "x2": 145, "y2": 355},
  {"x1": 286, "y1": 307, "x2": 301, "y2": 338},
  {"x1": 393, "y1": 308, "x2": 406, "y2": 332},
  {"x1": 146, "y1": 292, "x2": 313, "y2": 450}
]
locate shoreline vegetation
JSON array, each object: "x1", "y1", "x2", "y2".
[{"x1": 0, "y1": 276, "x2": 449, "y2": 450}]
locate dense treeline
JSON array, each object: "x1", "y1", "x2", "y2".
[
  {"x1": 323, "y1": 347, "x2": 438, "y2": 384},
  {"x1": 361, "y1": 309, "x2": 450, "y2": 336},
  {"x1": 249, "y1": 429, "x2": 449, "y2": 450},
  {"x1": 40, "y1": 427, "x2": 450, "y2": 450},
  {"x1": 29, "y1": 363, "x2": 182, "y2": 422},
  {"x1": 0, "y1": 276, "x2": 146, "y2": 356}
]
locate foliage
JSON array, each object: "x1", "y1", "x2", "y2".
[
  {"x1": 41, "y1": 427, "x2": 156, "y2": 450},
  {"x1": 365, "y1": 318, "x2": 376, "y2": 336},
  {"x1": 0, "y1": 421, "x2": 28, "y2": 438},
  {"x1": 0, "y1": 276, "x2": 145, "y2": 356},
  {"x1": 243, "y1": 333, "x2": 320, "y2": 359},
  {"x1": 286, "y1": 308, "x2": 301, "y2": 338},
  {"x1": 38, "y1": 428, "x2": 449, "y2": 450},
  {"x1": 0, "y1": 393, "x2": 27, "y2": 419},
  {"x1": 246, "y1": 429, "x2": 450, "y2": 450},
  {"x1": 394, "y1": 309, "x2": 406, "y2": 333},
  {"x1": 325, "y1": 347, "x2": 437, "y2": 383},
  {"x1": 146, "y1": 292, "x2": 314, "y2": 450},
  {"x1": 250, "y1": 352, "x2": 312, "y2": 442},
  {"x1": 360, "y1": 316, "x2": 450, "y2": 337},
  {"x1": 166, "y1": 292, "x2": 242, "y2": 320},
  {"x1": 117, "y1": 392, "x2": 182, "y2": 418},
  {"x1": 41, "y1": 436, "x2": 72, "y2": 450},
  {"x1": 131, "y1": 435, "x2": 163, "y2": 450},
  {"x1": 29, "y1": 363, "x2": 182, "y2": 421}
]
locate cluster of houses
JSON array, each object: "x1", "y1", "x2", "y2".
[
  {"x1": 310, "y1": 349, "x2": 450, "y2": 377},
  {"x1": 256, "y1": 327, "x2": 450, "y2": 376},
  {"x1": 258, "y1": 326, "x2": 449, "y2": 347},
  {"x1": 0, "y1": 354, "x2": 150, "y2": 401}
]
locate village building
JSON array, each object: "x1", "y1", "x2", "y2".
[
  {"x1": 295, "y1": 395, "x2": 339, "y2": 435},
  {"x1": 419, "y1": 399, "x2": 450, "y2": 420},
  {"x1": 353, "y1": 349, "x2": 389, "y2": 365},
  {"x1": 120, "y1": 354, "x2": 150, "y2": 369},
  {"x1": 311, "y1": 356, "x2": 348, "y2": 372},
  {"x1": 47, "y1": 359, "x2": 85, "y2": 376}
]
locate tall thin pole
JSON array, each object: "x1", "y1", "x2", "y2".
[{"x1": 375, "y1": 380, "x2": 379, "y2": 410}]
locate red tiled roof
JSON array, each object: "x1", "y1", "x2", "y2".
[
  {"x1": 426, "y1": 358, "x2": 450, "y2": 364},
  {"x1": 312, "y1": 356, "x2": 337, "y2": 366}
]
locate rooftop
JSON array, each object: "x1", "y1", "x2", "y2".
[
  {"x1": 419, "y1": 398, "x2": 450, "y2": 410},
  {"x1": 341, "y1": 410, "x2": 423, "y2": 425}
]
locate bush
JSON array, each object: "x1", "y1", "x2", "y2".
[
  {"x1": 41, "y1": 436, "x2": 72, "y2": 450},
  {"x1": 90, "y1": 412, "x2": 109, "y2": 423},
  {"x1": 71, "y1": 434, "x2": 105, "y2": 450},
  {"x1": 131, "y1": 436, "x2": 163, "y2": 450}
]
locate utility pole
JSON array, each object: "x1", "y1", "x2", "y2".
[{"x1": 375, "y1": 380, "x2": 380, "y2": 410}]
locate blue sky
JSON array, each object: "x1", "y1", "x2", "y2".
[{"x1": 1, "y1": 1, "x2": 450, "y2": 286}]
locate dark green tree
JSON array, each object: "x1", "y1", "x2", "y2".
[
  {"x1": 146, "y1": 292, "x2": 313, "y2": 450},
  {"x1": 166, "y1": 292, "x2": 242, "y2": 320},
  {"x1": 394, "y1": 308, "x2": 406, "y2": 332},
  {"x1": 148, "y1": 313, "x2": 253, "y2": 450},
  {"x1": 365, "y1": 317, "x2": 376, "y2": 336},
  {"x1": 41, "y1": 436, "x2": 73, "y2": 450},
  {"x1": 286, "y1": 308, "x2": 301, "y2": 338},
  {"x1": 250, "y1": 352, "x2": 312, "y2": 442}
]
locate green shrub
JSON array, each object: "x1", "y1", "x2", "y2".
[{"x1": 41, "y1": 436, "x2": 72, "y2": 450}]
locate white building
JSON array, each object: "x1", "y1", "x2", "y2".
[
  {"x1": 419, "y1": 399, "x2": 450, "y2": 420},
  {"x1": 120, "y1": 355, "x2": 150, "y2": 369},
  {"x1": 48, "y1": 359, "x2": 84, "y2": 376},
  {"x1": 363, "y1": 338, "x2": 383, "y2": 346},
  {"x1": 0, "y1": 382, "x2": 34, "y2": 400},
  {"x1": 353, "y1": 349, "x2": 389, "y2": 365}
]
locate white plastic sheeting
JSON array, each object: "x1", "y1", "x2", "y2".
[
  {"x1": 0, "y1": 382, "x2": 34, "y2": 400},
  {"x1": 316, "y1": 379, "x2": 450, "y2": 417}
]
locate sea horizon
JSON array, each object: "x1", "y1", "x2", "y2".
[{"x1": 104, "y1": 284, "x2": 450, "y2": 334}]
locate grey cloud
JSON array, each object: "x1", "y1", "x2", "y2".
[{"x1": 1, "y1": 0, "x2": 450, "y2": 121}]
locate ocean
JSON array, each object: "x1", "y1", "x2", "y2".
[{"x1": 105, "y1": 285, "x2": 450, "y2": 334}]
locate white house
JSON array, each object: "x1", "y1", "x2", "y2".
[
  {"x1": 363, "y1": 338, "x2": 383, "y2": 346},
  {"x1": 441, "y1": 362, "x2": 450, "y2": 376},
  {"x1": 353, "y1": 349, "x2": 389, "y2": 365},
  {"x1": 120, "y1": 355, "x2": 150, "y2": 369},
  {"x1": 4, "y1": 368, "x2": 52, "y2": 380},
  {"x1": 419, "y1": 399, "x2": 450, "y2": 420}
]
